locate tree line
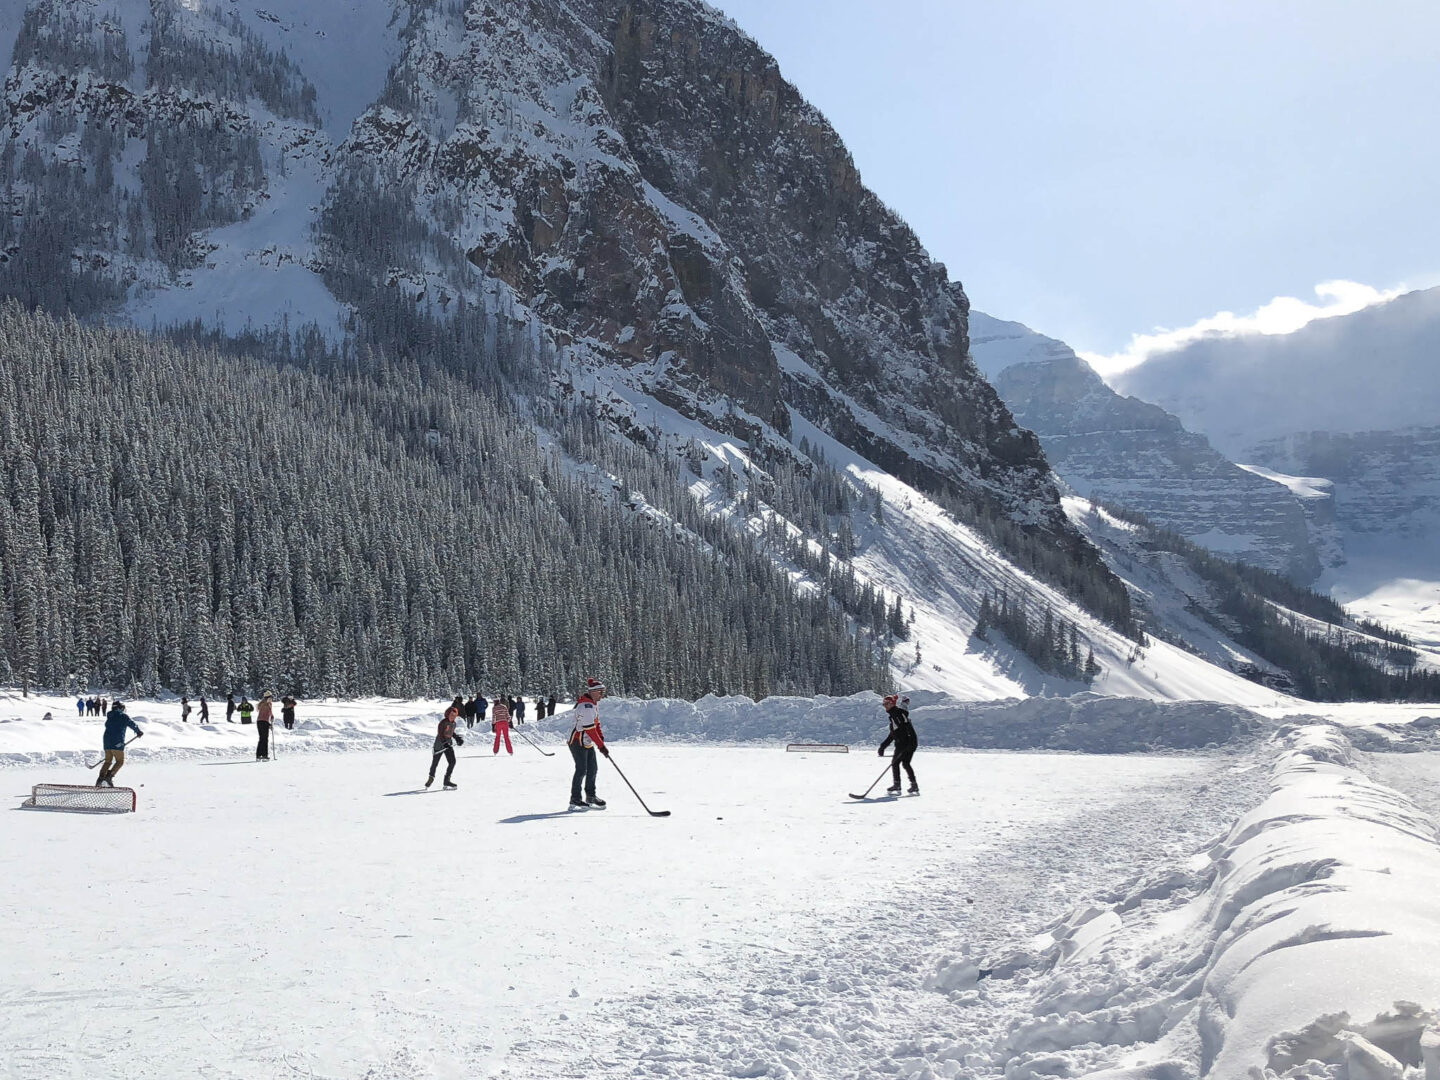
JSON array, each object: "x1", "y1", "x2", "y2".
[{"x1": 0, "y1": 305, "x2": 890, "y2": 699}]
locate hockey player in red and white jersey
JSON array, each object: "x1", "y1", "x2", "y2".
[{"x1": 567, "y1": 678, "x2": 609, "y2": 809}]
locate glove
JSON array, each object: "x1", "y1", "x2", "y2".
[
  {"x1": 601, "y1": 747, "x2": 610, "y2": 758},
  {"x1": 877, "y1": 746, "x2": 884, "y2": 756},
  {"x1": 455, "y1": 736, "x2": 464, "y2": 746}
]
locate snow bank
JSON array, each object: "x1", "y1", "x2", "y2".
[
  {"x1": 932, "y1": 723, "x2": 1440, "y2": 1078},
  {"x1": 1200, "y1": 724, "x2": 1440, "y2": 1078},
  {"x1": 0, "y1": 689, "x2": 1270, "y2": 769},
  {"x1": 599, "y1": 691, "x2": 1268, "y2": 753},
  {"x1": 0, "y1": 692, "x2": 441, "y2": 770}
]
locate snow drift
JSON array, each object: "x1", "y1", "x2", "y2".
[
  {"x1": 0, "y1": 690, "x2": 1271, "y2": 770},
  {"x1": 924, "y1": 722, "x2": 1440, "y2": 1078}
]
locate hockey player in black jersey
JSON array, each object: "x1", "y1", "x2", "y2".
[{"x1": 878, "y1": 694, "x2": 919, "y2": 795}]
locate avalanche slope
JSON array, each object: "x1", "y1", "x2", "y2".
[{"x1": 572, "y1": 360, "x2": 1289, "y2": 704}]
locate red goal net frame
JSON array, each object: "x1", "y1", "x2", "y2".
[{"x1": 22, "y1": 784, "x2": 137, "y2": 813}]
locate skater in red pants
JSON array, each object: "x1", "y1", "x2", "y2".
[{"x1": 491, "y1": 694, "x2": 513, "y2": 755}]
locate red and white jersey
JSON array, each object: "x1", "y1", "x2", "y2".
[
  {"x1": 491, "y1": 700, "x2": 511, "y2": 725},
  {"x1": 570, "y1": 696, "x2": 605, "y2": 750}
]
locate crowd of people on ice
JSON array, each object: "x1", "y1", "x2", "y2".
[{"x1": 78, "y1": 684, "x2": 920, "y2": 807}]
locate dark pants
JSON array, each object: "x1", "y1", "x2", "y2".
[
  {"x1": 569, "y1": 740, "x2": 598, "y2": 803},
  {"x1": 430, "y1": 747, "x2": 456, "y2": 783},
  {"x1": 283, "y1": 712, "x2": 294, "y2": 730},
  {"x1": 891, "y1": 740, "x2": 917, "y2": 788},
  {"x1": 256, "y1": 721, "x2": 271, "y2": 759}
]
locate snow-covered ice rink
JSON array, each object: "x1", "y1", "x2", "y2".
[
  {"x1": 3, "y1": 744, "x2": 1226, "y2": 1079},
  {"x1": 6, "y1": 695, "x2": 1440, "y2": 1079}
]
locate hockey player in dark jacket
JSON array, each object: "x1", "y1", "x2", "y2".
[
  {"x1": 97, "y1": 701, "x2": 143, "y2": 787},
  {"x1": 426, "y1": 705, "x2": 464, "y2": 789},
  {"x1": 878, "y1": 694, "x2": 919, "y2": 795}
]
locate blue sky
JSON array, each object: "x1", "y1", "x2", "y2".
[{"x1": 712, "y1": 0, "x2": 1440, "y2": 359}]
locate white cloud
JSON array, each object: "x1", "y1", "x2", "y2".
[{"x1": 1080, "y1": 280, "x2": 1414, "y2": 379}]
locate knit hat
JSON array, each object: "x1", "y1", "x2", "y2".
[
  {"x1": 882, "y1": 694, "x2": 898, "y2": 709},
  {"x1": 899, "y1": 695, "x2": 910, "y2": 707},
  {"x1": 583, "y1": 677, "x2": 606, "y2": 697}
]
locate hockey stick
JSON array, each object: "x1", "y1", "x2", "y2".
[
  {"x1": 86, "y1": 734, "x2": 141, "y2": 770},
  {"x1": 604, "y1": 753, "x2": 670, "y2": 817},
  {"x1": 849, "y1": 763, "x2": 894, "y2": 800},
  {"x1": 517, "y1": 729, "x2": 555, "y2": 757}
]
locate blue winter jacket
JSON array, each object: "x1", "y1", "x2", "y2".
[{"x1": 103, "y1": 706, "x2": 142, "y2": 750}]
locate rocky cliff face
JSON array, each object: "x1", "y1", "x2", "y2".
[
  {"x1": 969, "y1": 312, "x2": 1321, "y2": 580},
  {"x1": 0, "y1": 0, "x2": 1109, "y2": 600},
  {"x1": 323, "y1": 0, "x2": 1060, "y2": 527},
  {"x1": 1251, "y1": 427, "x2": 1440, "y2": 542}
]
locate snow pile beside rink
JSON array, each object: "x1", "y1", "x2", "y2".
[
  {"x1": 599, "y1": 691, "x2": 1268, "y2": 752},
  {"x1": 0, "y1": 689, "x2": 1270, "y2": 767},
  {"x1": 0, "y1": 693, "x2": 440, "y2": 769},
  {"x1": 931, "y1": 722, "x2": 1440, "y2": 1079}
]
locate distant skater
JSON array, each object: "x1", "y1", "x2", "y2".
[
  {"x1": 281, "y1": 695, "x2": 296, "y2": 731},
  {"x1": 181, "y1": 696, "x2": 191, "y2": 723},
  {"x1": 238, "y1": 695, "x2": 254, "y2": 725},
  {"x1": 76, "y1": 697, "x2": 85, "y2": 717},
  {"x1": 567, "y1": 679, "x2": 609, "y2": 809},
  {"x1": 878, "y1": 694, "x2": 918, "y2": 795},
  {"x1": 426, "y1": 703, "x2": 464, "y2": 789},
  {"x1": 546, "y1": 695, "x2": 557, "y2": 718},
  {"x1": 226, "y1": 693, "x2": 237, "y2": 723},
  {"x1": 491, "y1": 695, "x2": 513, "y2": 755},
  {"x1": 514, "y1": 696, "x2": 526, "y2": 726},
  {"x1": 199, "y1": 696, "x2": 209, "y2": 723},
  {"x1": 97, "y1": 701, "x2": 142, "y2": 787},
  {"x1": 256, "y1": 694, "x2": 274, "y2": 760}
]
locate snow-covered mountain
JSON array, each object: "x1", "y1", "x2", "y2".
[
  {"x1": 0, "y1": 0, "x2": 1160, "y2": 693},
  {"x1": 0, "y1": 0, "x2": 1426, "y2": 704},
  {"x1": 969, "y1": 311, "x2": 1320, "y2": 581},
  {"x1": 1114, "y1": 287, "x2": 1440, "y2": 647},
  {"x1": 0, "y1": 0, "x2": 1078, "y2": 543}
]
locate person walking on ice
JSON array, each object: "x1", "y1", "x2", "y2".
[
  {"x1": 878, "y1": 694, "x2": 919, "y2": 795},
  {"x1": 426, "y1": 703, "x2": 464, "y2": 789},
  {"x1": 97, "y1": 700, "x2": 142, "y2": 787},
  {"x1": 567, "y1": 678, "x2": 609, "y2": 809},
  {"x1": 490, "y1": 694, "x2": 513, "y2": 755}
]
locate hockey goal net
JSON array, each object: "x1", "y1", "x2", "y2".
[
  {"x1": 22, "y1": 784, "x2": 136, "y2": 813},
  {"x1": 786, "y1": 743, "x2": 849, "y2": 753}
]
